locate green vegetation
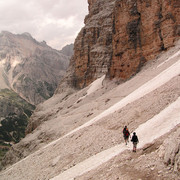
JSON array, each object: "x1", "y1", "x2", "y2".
[
  {"x1": 0, "y1": 142, "x2": 11, "y2": 160},
  {"x1": 0, "y1": 142, "x2": 11, "y2": 170},
  {"x1": 44, "y1": 81, "x2": 54, "y2": 97},
  {"x1": 35, "y1": 81, "x2": 55, "y2": 100},
  {"x1": 36, "y1": 81, "x2": 49, "y2": 99},
  {"x1": 0, "y1": 113, "x2": 28, "y2": 143},
  {"x1": 0, "y1": 88, "x2": 35, "y2": 109},
  {"x1": 0, "y1": 89, "x2": 35, "y2": 164},
  {"x1": 17, "y1": 74, "x2": 25, "y2": 82}
]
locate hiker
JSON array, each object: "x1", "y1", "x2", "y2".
[
  {"x1": 123, "y1": 126, "x2": 130, "y2": 145},
  {"x1": 131, "y1": 132, "x2": 139, "y2": 152}
]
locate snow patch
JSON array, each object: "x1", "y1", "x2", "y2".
[
  {"x1": 87, "y1": 75, "x2": 105, "y2": 95},
  {"x1": 157, "y1": 50, "x2": 180, "y2": 68},
  {"x1": 12, "y1": 59, "x2": 21, "y2": 67},
  {"x1": 76, "y1": 75, "x2": 105, "y2": 103},
  {"x1": 136, "y1": 97, "x2": 180, "y2": 148}
]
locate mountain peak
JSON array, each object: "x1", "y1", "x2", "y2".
[
  {"x1": 0, "y1": 31, "x2": 13, "y2": 38},
  {"x1": 1, "y1": 30, "x2": 12, "y2": 35},
  {"x1": 0, "y1": 31, "x2": 33, "y2": 41},
  {"x1": 0, "y1": 31, "x2": 70, "y2": 105},
  {"x1": 21, "y1": 32, "x2": 33, "y2": 39}
]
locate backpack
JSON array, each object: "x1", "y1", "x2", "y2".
[
  {"x1": 123, "y1": 128, "x2": 129, "y2": 137},
  {"x1": 132, "y1": 135, "x2": 138, "y2": 142}
]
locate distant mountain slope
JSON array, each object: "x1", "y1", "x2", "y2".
[
  {"x1": 0, "y1": 89, "x2": 35, "y2": 169},
  {"x1": 0, "y1": 31, "x2": 70, "y2": 105},
  {"x1": 59, "y1": 43, "x2": 74, "y2": 57}
]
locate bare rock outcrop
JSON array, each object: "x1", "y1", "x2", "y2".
[
  {"x1": 64, "y1": 0, "x2": 180, "y2": 90},
  {"x1": 159, "y1": 127, "x2": 180, "y2": 173},
  {"x1": 110, "y1": 0, "x2": 180, "y2": 79},
  {"x1": 87, "y1": 0, "x2": 97, "y2": 11},
  {"x1": 69, "y1": 0, "x2": 116, "y2": 89}
]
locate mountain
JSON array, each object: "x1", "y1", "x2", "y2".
[
  {"x1": 0, "y1": 0, "x2": 179, "y2": 179},
  {"x1": 0, "y1": 89, "x2": 35, "y2": 168},
  {"x1": 59, "y1": 43, "x2": 74, "y2": 57},
  {"x1": 57, "y1": 0, "x2": 179, "y2": 90},
  {"x1": 0, "y1": 31, "x2": 70, "y2": 168},
  {"x1": 1, "y1": 41, "x2": 179, "y2": 179},
  {"x1": 0, "y1": 31, "x2": 70, "y2": 105}
]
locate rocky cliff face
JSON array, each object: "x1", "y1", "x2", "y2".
[
  {"x1": 110, "y1": 0, "x2": 180, "y2": 79},
  {"x1": 69, "y1": 0, "x2": 116, "y2": 89},
  {"x1": 88, "y1": 0, "x2": 97, "y2": 11},
  {"x1": 0, "y1": 31, "x2": 70, "y2": 105},
  {"x1": 65, "y1": 0, "x2": 179, "y2": 89}
]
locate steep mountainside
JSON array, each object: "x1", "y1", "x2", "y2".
[
  {"x1": 0, "y1": 0, "x2": 179, "y2": 179},
  {"x1": 59, "y1": 43, "x2": 74, "y2": 57},
  {"x1": 0, "y1": 31, "x2": 70, "y2": 105},
  {"x1": 59, "y1": 0, "x2": 179, "y2": 90},
  {"x1": 0, "y1": 41, "x2": 179, "y2": 179},
  {"x1": 110, "y1": 0, "x2": 180, "y2": 79},
  {"x1": 0, "y1": 89, "x2": 35, "y2": 169},
  {"x1": 70, "y1": 0, "x2": 115, "y2": 89}
]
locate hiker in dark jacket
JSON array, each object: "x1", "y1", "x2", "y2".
[
  {"x1": 123, "y1": 126, "x2": 130, "y2": 145},
  {"x1": 131, "y1": 132, "x2": 139, "y2": 152}
]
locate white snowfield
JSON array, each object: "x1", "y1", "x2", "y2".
[
  {"x1": 0, "y1": 49, "x2": 180, "y2": 179},
  {"x1": 76, "y1": 75, "x2": 106, "y2": 103}
]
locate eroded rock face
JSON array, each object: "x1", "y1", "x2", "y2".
[
  {"x1": 110, "y1": 0, "x2": 180, "y2": 79},
  {"x1": 69, "y1": 0, "x2": 179, "y2": 89},
  {"x1": 159, "y1": 127, "x2": 180, "y2": 174},
  {"x1": 88, "y1": 0, "x2": 97, "y2": 11},
  {"x1": 71, "y1": 0, "x2": 116, "y2": 89}
]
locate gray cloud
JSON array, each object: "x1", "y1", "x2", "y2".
[{"x1": 0, "y1": 0, "x2": 88, "y2": 49}]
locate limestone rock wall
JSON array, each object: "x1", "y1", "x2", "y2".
[
  {"x1": 68, "y1": 0, "x2": 179, "y2": 89},
  {"x1": 71, "y1": 0, "x2": 116, "y2": 89},
  {"x1": 110, "y1": 0, "x2": 180, "y2": 79},
  {"x1": 88, "y1": 0, "x2": 97, "y2": 11}
]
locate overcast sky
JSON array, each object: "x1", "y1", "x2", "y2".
[{"x1": 0, "y1": 0, "x2": 88, "y2": 50}]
